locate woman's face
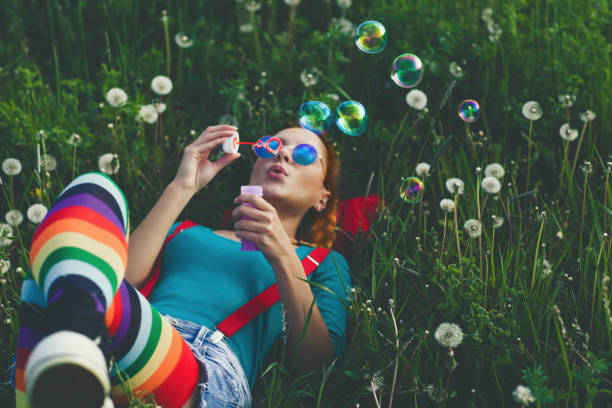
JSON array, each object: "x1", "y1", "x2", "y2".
[{"x1": 249, "y1": 127, "x2": 330, "y2": 213}]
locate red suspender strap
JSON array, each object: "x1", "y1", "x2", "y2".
[
  {"x1": 216, "y1": 247, "x2": 330, "y2": 338},
  {"x1": 139, "y1": 220, "x2": 198, "y2": 299}
]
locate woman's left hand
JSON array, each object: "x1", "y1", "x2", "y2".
[{"x1": 232, "y1": 194, "x2": 294, "y2": 264}]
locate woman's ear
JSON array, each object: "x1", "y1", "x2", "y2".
[{"x1": 315, "y1": 188, "x2": 331, "y2": 212}]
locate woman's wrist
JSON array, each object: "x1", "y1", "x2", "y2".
[{"x1": 168, "y1": 179, "x2": 198, "y2": 200}]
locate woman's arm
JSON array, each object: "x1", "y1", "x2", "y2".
[{"x1": 124, "y1": 124, "x2": 240, "y2": 288}]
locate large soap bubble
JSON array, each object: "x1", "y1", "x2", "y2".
[
  {"x1": 298, "y1": 101, "x2": 333, "y2": 135},
  {"x1": 458, "y1": 99, "x2": 480, "y2": 123},
  {"x1": 335, "y1": 101, "x2": 368, "y2": 136},
  {"x1": 399, "y1": 176, "x2": 424, "y2": 204},
  {"x1": 354, "y1": 21, "x2": 388, "y2": 54},
  {"x1": 390, "y1": 53, "x2": 423, "y2": 88}
]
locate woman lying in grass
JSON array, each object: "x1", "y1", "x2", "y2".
[{"x1": 15, "y1": 124, "x2": 351, "y2": 408}]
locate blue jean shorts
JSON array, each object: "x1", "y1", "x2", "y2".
[{"x1": 164, "y1": 315, "x2": 252, "y2": 408}]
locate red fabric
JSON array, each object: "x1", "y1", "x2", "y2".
[{"x1": 153, "y1": 339, "x2": 200, "y2": 408}]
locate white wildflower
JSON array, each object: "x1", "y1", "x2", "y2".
[
  {"x1": 300, "y1": 68, "x2": 321, "y2": 87},
  {"x1": 579, "y1": 110, "x2": 596, "y2": 123},
  {"x1": 245, "y1": 1, "x2": 261, "y2": 12},
  {"x1": 512, "y1": 385, "x2": 535, "y2": 406},
  {"x1": 27, "y1": 204, "x2": 48, "y2": 224},
  {"x1": 154, "y1": 102, "x2": 167, "y2": 114},
  {"x1": 138, "y1": 105, "x2": 159, "y2": 124},
  {"x1": 326, "y1": 93, "x2": 340, "y2": 102},
  {"x1": 445, "y1": 178, "x2": 465, "y2": 195},
  {"x1": 0, "y1": 223, "x2": 13, "y2": 247},
  {"x1": 449, "y1": 61, "x2": 463, "y2": 78},
  {"x1": 463, "y1": 219, "x2": 482, "y2": 238},
  {"x1": 105, "y1": 88, "x2": 128, "y2": 108},
  {"x1": 98, "y1": 153, "x2": 120, "y2": 175},
  {"x1": 542, "y1": 259, "x2": 552, "y2": 277},
  {"x1": 415, "y1": 162, "x2": 430, "y2": 177},
  {"x1": 330, "y1": 17, "x2": 356, "y2": 36},
  {"x1": 481, "y1": 176, "x2": 501, "y2": 194},
  {"x1": 492, "y1": 215, "x2": 504, "y2": 229},
  {"x1": 481, "y1": 7, "x2": 493, "y2": 22},
  {"x1": 68, "y1": 133, "x2": 81, "y2": 146},
  {"x1": 406, "y1": 89, "x2": 428, "y2": 110},
  {"x1": 425, "y1": 384, "x2": 447, "y2": 402},
  {"x1": 487, "y1": 20, "x2": 502, "y2": 36},
  {"x1": 581, "y1": 161, "x2": 593, "y2": 175},
  {"x1": 337, "y1": 0, "x2": 351, "y2": 9},
  {"x1": 522, "y1": 101, "x2": 543, "y2": 121},
  {"x1": 365, "y1": 373, "x2": 384, "y2": 392},
  {"x1": 239, "y1": 23, "x2": 254, "y2": 34},
  {"x1": 558, "y1": 94, "x2": 575, "y2": 108},
  {"x1": 2, "y1": 158, "x2": 22, "y2": 176},
  {"x1": 5, "y1": 210, "x2": 23, "y2": 226},
  {"x1": 0, "y1": 259, "x2": 10, "y2": 274},
  {"x1": 484, "y1": 163, "x2": 505, "y2": 179},
  {"x1": 151, "y1": 75, "x2": 173, "y2": 95},
  {"x1": 174, "y1": 33, "x2": 194, "y2": 48},
  {"x1": 559, "y1": 124, "x2": 578, "y2": 141},
  {"x1": 434, "y1": 322, "x2": 464, "y2": 348},
  {"x1": 556, "y1": 230, "x2": 563, "y2": 239},
  {"x1": 42, "y1": 154, "x2": 57, "y2": 172},
  {"x1": 284, "y1": 0, "x2": 300, "y2": 5},
  {"x1": 440, "y1": 198, "x2": 455, "y2": 213}
]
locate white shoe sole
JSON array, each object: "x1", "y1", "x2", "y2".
[{"x1": 26, "y1": 330, "x2": 110, "y2": 408}]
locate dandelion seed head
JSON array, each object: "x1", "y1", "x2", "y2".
[
  {"x1": 337, "y1": 0, "x2": 351, "y2": 9},
  {"x1": 492, "y1": 215, "x2": 504, "y2": 229},
  {"x1": 558, "y1": 94, "x2": 576, "y2": 108},
  {"x1": 245, "y1": 1, "x2": 262, "y2": 12},
  {"x1": 425, "y1": 384, "x2": 447, "y2": 402},
  {"x1": 174, "y1": 32, "x2": 194, "y2": 48},
  {"x1": 512, "y1": 385, "x2": 535, "y2": 405},
  {"x1": 559, "y1": 124, "x2": 578, "y2": 141},
  {"x1": 151, "y1": 75, "x2": 173, "y2": 95},
  {"x1": 0, "y1": 259, "x2": 10, "y2": 274},
  {"x1": 239, "y1": 23, "x2": 254, "y2": 33},
  {"x1": 0, "y1": 223, "x2": 13, "y2": 247},
  {"x1": 415, "y1": 162, "x2": 430, "y2": 177},
  {"x1": 434, "y1": 322, "x2": 464, "y2": 348},
  {"x1": 5, "y1": 210, "x2": 23, "y2": 226},
  {"x1": 330, "y1": 17, "x2": 356, "y2": 36},
  {"x1": 138, "y1": 105, "x2": 158, "y2": 124},
  {"x1": 581, "y1": 161, "x2": 593, "y2": 175},
  {"x1": 481, "y1": 7, "x2": 493, "y2": 21},
  {"x1": 579, "y1": 110, "x2": 596, "y2": 123},
  {"x1": 445, "y1": 178, "x2": 465, "y2": 195},
  {"x1": 68, "y1": 133, "x2": 81, "y2": 146},
  {"x1": 2, "y1": 158, "x2": 22, "y2": 176},
  {"x1": 481, "y1": 176, "x2": 501, "y2": 194},
  {"x1": 154, "y1": 102, "x2": 167, "y2": 114},
  {"x1": 449, "y1": 61, "x2": 463, "y2": 78},
  {"x1": 463, "y1": 219, "x2": 482, "y2": 238},
  {"x1": 484, "y1": 163, "x2": 505, "y2": 179},
  {"x1": 542, "y1": 259, "x2": 552, "y2": 277},
  {"x1": 300, "y1": 68, "x2": 321, "y2": 87},
  {"x1": 105, "y1": 88, "x2": 128, "y2": 108},
  {"x1": 27, "y1": 204, "x2": 48, "y2": 224},
  {"x1": 406, "y1": 89, "x2": 428, "y2": 110},
  {"x1": 440, "y1": 198, "x2": 455, "y2": 212},
  {"x1": 522, "y1": 101, "x2": 543, "y2": 121},
  {"x1": 98, "y1": 153, "x2": 120, "y2": 175}
]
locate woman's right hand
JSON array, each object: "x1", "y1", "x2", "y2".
[{"x1": 172, "y1": 124, "x2": 241, "y2": 194}]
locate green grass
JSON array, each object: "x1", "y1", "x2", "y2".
[{"x1": 1, "y1": 0, "x2": 612, "y2": 406}]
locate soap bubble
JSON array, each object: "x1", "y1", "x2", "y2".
[
  {"x1": 458, "y1": 99, "x2": 480, "y2": 123},
  {"x1": 391, "y1": 53, "x2": 423, "y2": 88},
  {"x1": 298, "y1": 101, "x2": 333, "y2": 135},
  {"x1": 399, "y1": 177, "x2": 424, "y2": 204},
  {"x1": 335, "y1": 101, "x2": 368, "y2": 136},
  {"x1": 354, "y1": 21, "x2": 388, "y2": 54},
  {"x1": 254, "y1": 136, "x2": 282, "y2": 158}
]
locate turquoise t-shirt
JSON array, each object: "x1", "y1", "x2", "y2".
[{"x1": 149, "y1": 223, "x2": 352, "y2": 389}]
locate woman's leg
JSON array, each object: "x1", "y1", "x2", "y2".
[{"x1": 15, "y1": 172, "x2": 200, "y2": 408}]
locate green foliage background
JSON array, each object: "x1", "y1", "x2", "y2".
[{"x1": 1, "y1": 0, "x2": 611, "y2": 406}]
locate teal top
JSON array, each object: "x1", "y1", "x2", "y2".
[{"x1": 149, "y1": 223, "x2": 352, "y2": 389}]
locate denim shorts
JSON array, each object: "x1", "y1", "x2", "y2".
[{"x1": 164, "y1": 315, "x2": 252, "y2": 408}]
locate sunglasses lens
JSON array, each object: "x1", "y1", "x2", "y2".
[
  {"x1": 293, "y1": 144, "x2": 318, "y2": 166},
  {"x1": 254, "y1": 136, "x2": 275, "y2": 158},
  {"x1": 265, "y1": 137, "x2": 282, "y2": 154}
]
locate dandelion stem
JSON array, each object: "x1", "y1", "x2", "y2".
[
  {"x1": 162, "y1": 11, "x2": 171, "y2": 76},
  {"x1": 453, "y1": 193, "x2": 463, "y2": 278},
  {"x1": 491, "y1": 226, "x2": 496, "y2": 288},
  {"x1": 497, "y1": 192, "x2": 513, "y2": 245},
  {"x1": 579, "y1": 171, "x2": 588, "y2": 250},
  {"x1": 570, "y1": 121, "x2": 588, "y2": 182},
  {"x1": 530, "y1": 217, "x2": 545, "y2": 291},
  {"x1": 441, "y1": 213, "x2": 448, "y2": 265},
  {"x1": 526, "y1": 119, "x2": 533, "y2": 189},
  {"x1": 71, "y1": 144, "x2": 77, "y2": 179},
  {"x1": 387, "y1": 305, "x2": 400, "y2": 408},
  {"x1": 369, "y1": 378, "x2": 382, "y2": 408},
  {"x1": 604, "y1": 168, "x2": 610, "y2": 231},
  {"x1": 287, "y1": 5, "x2": 297, "y2": 49}
]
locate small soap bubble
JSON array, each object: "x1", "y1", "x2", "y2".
[
  {"x1": 298, "y1": 101, "x2": 333, "y2": 135},
  {"x1": 399, "y1": 177, "x2": 424, "y2": 204},
  {"x1": 354, "y1": 21, "x2": 388, "y2": 54},
  {"x1": 335, "y1": 101, "x2": 368, "y2": 136},
  {"x1": 458, "y1": 99, "x2": 481, "y2": 123},
  {"x1": 390, "y1": 53, "x2": 423, "y2": 88}
]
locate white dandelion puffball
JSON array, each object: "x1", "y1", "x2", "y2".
[
  {"x1": 445, "y1": 178, "x2": 465, "y2": 195},
  {"x1": 559, "y1": 124, "x2": 578, "y2": 141},
  {"x1": 68, "y1": 133, "x2": 81, "y2": 146},
  {"x1": 42, "y1": 154, "x2": 57, "y2": 172},
  {"x1": 522, "y1": 101, "x2": 543, "y2": 121},
  {"x1": 284, "y1": 0, "x2": 300, "y2": 5},
  {"x1": 481, "y1": 7, "x2": 493, "y2": 21},
  {"x1": 174, "y1": 32, "x2": 194, "y2": 48},
  {"x1": 151, "y1": 75, "x2": 173, "y2": 95},
  {"x1": 245, "y1": 1, "x2": 262, "y2": 12},
  {"x1": 415, "y1": 162, "x2": 430, "y2": 177},
  {"x1": 484, "y1": 163, "x2": 505, "y2": 179},
  {"x1": 138, "y1": 105, "x2": 159, "y2": 124},
  {"x1": 27, "y1": 204, "x2": 48, "y2": 224},
  {"x1": 98, "y1": 153, "x2": 120, "y2": 175},
  {"x1": 300, "y1": 68, "x2": 321, "y2": 87},
  {"x1": 512, "y1": 385, "x2": 535, "y2": 405},
  {"x1": 337, "y1": 0, "x2": 351, "y2": 9},
  {"x1": 330, "y1": 17, "x2": 356, "y2": 36},
  {"x1": 449, "y1": 61, "x2": 464, "y2": 78},
  {"x1": 0, "y1": 223, "x2": 14, "y2": 247},
  {"x1": 434, "y1": 322, "x2": 464, "y2": 348},
  {"x1": 558, "y1": 94, "x2": 575, "y2": 108},
  {"x1": 105, "y1": 88, "x2": 128, "y2": 108},
  {"x1": 0, "y1": 259, "x2": 10, "y2": 274},
  {"x1": 5, "y1": 210, "x2": 23, "y2": 226},
  {"x1": 481, "y1": 176, "x2": 501, "y2": 194},
  {"x1": 440, "y1": 199, "x2": 455, "y2": 213},
  {"x1": 579, "y1": 110, "x2": 596, "y2": 123},
  {"x1": 154, "y1": 102, "x2": 167, "y2": 114},
  {"x1": 492, "y1": 215, "x2": 504, "y2": 229},
  {"x1": 222, "y1": 132, "x2": 240, "y2": 154},
  {"x1": 239, "y1": 23, "x2": 254, "y2": 34},
  {"x1": 542, "y1": 259, "x2": 552, "y2": 277},
  {"x1": 2, "y1": 158, "x2": 22, "y2": 176},
  {"x1": 463, "y1": 219, "x2": 482, "y2": 238},
  {"x1": 406, "y1": 89, "x2": 428, "y2": 110}
]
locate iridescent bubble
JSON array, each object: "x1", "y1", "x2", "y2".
[
  {"x1": 354, "y1": 21, "x2": 388, "y2": 54},
  {"x1": 298, "y1": 101, "x2": 333, "y2": 135},
  {"x1": 335, "y1": 101, "x2": 368, "y2": 136},
  {"x1": 399, "y1": 177, "x2": 424, "y2": 204},
  {"x1": 458, "y1": 99, "x2": 480, "y2": 123},
  {"x1": 390, "y1": 53, "x2": 423, "y2": 88}
]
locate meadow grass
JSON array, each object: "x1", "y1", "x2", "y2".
[{"x1": 1, "y1": 0, "x2": 611, "y2": 406}]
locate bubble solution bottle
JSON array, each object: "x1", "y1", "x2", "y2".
[{"x1": 240, "y1": 185, "x2": 263, "y2": 251}]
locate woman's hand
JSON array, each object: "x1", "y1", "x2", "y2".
[
  {"x1": 232, "y1": 194, "x2": 294, "y2": 265},
  {"x1": 172, "y1": 125, "x2": 241, "y2": 194}
]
